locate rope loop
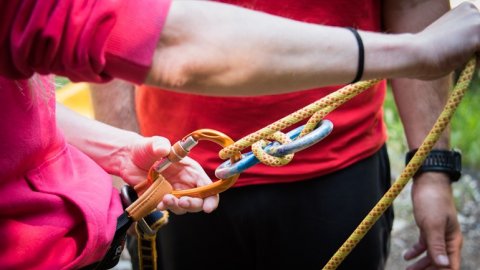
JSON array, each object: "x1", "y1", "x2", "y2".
[
  {"x1": 251, "y1": 131, "x2": 294, "y2": 167},
  {"x1": 218, "y1": 79, "x2": 381, "y2": 161}
]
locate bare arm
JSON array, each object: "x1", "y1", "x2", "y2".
[
  {"x1": 56, "y1": 103, "x2": 219, "y2": 213},
  {"x1": 89, "y1": 80, "x2": 139, "y2": 191},
  {"x1": 1, "y1": 1, "x2": 478, "y2": 94},
  {"x1": 146, "y1": 0, "x2": 479, "y2": 96},
  {"x1": 383, "y1": 0, "x2": 461, "y2": 269}
]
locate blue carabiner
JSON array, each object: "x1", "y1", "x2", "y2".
[{"x1": 215, "y1": 120, "x2": 333, "y2": 179}]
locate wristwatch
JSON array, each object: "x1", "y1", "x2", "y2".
[{"x1": 405, "y1": 149, "x2": 462, "y2": 182}]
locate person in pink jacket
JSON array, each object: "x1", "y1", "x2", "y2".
[{"x1": 0, "y1": 0, "x2": 478, "y2": 269}]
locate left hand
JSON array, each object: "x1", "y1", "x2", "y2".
[
  {"x1": 404, "y1": 172, "x2": 463, "y2": 270},
  {"x1": 117, "y1": 135, "x2": 219, "y2": 215}
]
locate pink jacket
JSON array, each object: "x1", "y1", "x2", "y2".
[{"x1": 0, "y1": 0, "x2": 170, "y2": 268}]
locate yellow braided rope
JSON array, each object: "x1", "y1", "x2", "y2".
[
  {"x1": 218, "y1": 79, "x2": 381, "y2": 162},
  {"x1": 252, "y1": 131, "x2": 294, "y2": 166},
  {"x1": 323, "y1": 58, "x2": 476, "y2": 269}
]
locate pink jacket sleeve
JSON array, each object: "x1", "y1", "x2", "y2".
[{"x1": 0, "y1": 0, "x2": 171, "y2": 84}]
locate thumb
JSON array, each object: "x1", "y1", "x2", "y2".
[
  {"x1": 423, "y1": 226, "x2": 450, "y2": 267},
  {"x1": 150, "y1": 136, "x2": 171, "y2": 157},
  {"x1": 132, "y1": 136, "x2": 171, "y2": 170}
]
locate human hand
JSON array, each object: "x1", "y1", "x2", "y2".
[
  {"x1": 413, "y1": 2, "x2": 479, "y2": 80},
  {"x1": 404, "y1": 173, "x2": 463, "y2": 270},
  {"x1": 118, "y1": 135, "x2": 219, "y2": 215}
]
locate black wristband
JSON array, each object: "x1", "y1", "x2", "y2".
[
  {"x1": 405, "y1": 149, "x2": 462, "y2": 182},
  {"x1": 346, "y1": 27, "x2": 364, "y2": 84}
]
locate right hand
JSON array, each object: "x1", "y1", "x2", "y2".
[
  {"x1": 413, "y1": 2, "x2": 479, "y2": 79},
  {"x1": 118, "y1": 135, "x2": 219, "y2": 215}
]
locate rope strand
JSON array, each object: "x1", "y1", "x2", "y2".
[
  {"x1": 218, "y1": 79, "x2": 380, "y2": 160},
  {"x1": 323, "y1": 58, "x2": 476, "y2": 270}
]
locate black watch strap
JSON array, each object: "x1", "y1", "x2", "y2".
[{"x1": 405, "y1": 149, "x2": 462, "y2": 182}]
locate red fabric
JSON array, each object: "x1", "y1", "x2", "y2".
[
  {"x1": 136, "y1": 0, "x2": 387, "y2": 187},
  {"x1": 0, "y1": 0, "x2": 171, "y2": 84}
]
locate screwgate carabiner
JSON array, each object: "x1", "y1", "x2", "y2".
[{"x1": 135, "y1": 129, "x2": 242, "y2": 198}]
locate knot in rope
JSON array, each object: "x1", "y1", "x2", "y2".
[
  {"x1": 251, "y1": 131, "x2": 294, "y2": 167},
  {"x1": 217, "y1": 79, "x2": 382, "y2": 168}
]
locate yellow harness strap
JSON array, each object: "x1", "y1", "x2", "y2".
[{"x1": 135, "y1": 210, "x2": 169, "y2": 270}]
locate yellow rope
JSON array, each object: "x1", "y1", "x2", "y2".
[
  {"x1": 218, "y1": 79, "x2": 381, "y2": 162},
  {"x1": 215, "y1": 58, "x2": 475, "y2": 269},
  {"x1": 323, "y1": 58, "x2": 476, "y2": 269},
  {"x1": 251, "y1": 131, "x2": 294, "y2": 166}
]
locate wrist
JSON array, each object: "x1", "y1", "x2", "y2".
[
  {"x1": 96, "y1": 130, "x2": 143, "y2": 176},
  {"x1": 362, "y1": 32, "x2": 417, "y2": 80},
  {"x1": 405, "y1": 148, "x2": 462, "y2": 182}
]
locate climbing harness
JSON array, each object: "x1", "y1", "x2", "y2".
[{"x1": 102, "y1": 58, "x2": 475, "y2": 270}]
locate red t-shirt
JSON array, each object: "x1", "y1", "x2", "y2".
[{"x1": 136, "y1": 0, "x2": 387, "y2": 187}]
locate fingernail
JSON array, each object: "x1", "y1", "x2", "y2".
[{"x1": 436, "y1": 255, "x2": 449, "y2": 266}]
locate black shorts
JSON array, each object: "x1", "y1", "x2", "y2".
[{"x1": 132, "y1": 145, "x2": 394, "y2": 270}]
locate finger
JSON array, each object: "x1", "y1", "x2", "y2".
[
  {"x1": 404, "y1": 239, "x2": 427, "y2": 260},
  {"x1": 178, "y1": 196, "x2": 204, "y2": 212},
  {"x1": 184, "y1": 157, "x2": 213, "y2": 186},
  {"x1": 160, "y1": 194, "x2": 187, "y2": 215},
  {"x1": 446, "y1": 231, "x2": 463, "y2": 270},
  {"x1": 423, "y1": 227, "x2": 450, "y2": 267},
  {"x1": 150, "y1": 136, "x2": 172, "y2": 157},
  {"x1": 133, "y1": 136, "x2": 172, "y2": 170},
  {"x1": 406, "y1": 255, "x2": 432, "y2": 270},
  {"x1": 202, "y1": 194, "x2": 219, "y2": 213}
]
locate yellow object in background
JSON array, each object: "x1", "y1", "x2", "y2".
[{"x1": 56, "y1": 82, "x2": 94, "y2": 118}]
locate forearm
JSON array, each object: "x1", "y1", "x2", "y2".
[
  {"x1": 146, "y1": 0, "x2": 479, "y2": 96},
  {"x1": 146, "y1": 0, "x2": 416, "y2": 95},
  {"x1": 90, "y1": 79, "x2": 140, "y2": 132},
  {"x1": 1, "y1": 0, "x2": 477, "y2": 95},
  {"x1": 386, "y1": 0, "x2": 451, "y2": 150},
  {"x1": 392, "y1": 78, "x2": 451, "y2": 149},
  {"x1": 56, "y1": 103, "x2": 141, "y2": 175}
]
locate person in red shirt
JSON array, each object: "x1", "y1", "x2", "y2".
[{"x1": 90, "y1": 1, "x2": 479, "y2": 270}]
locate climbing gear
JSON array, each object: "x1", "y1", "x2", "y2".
[
  {"x1": 215, "y1": 120, "x2": 333, "y2": 179},
  {"x1": 104, "y1": 58, "x2": 475, "y2": 270},
  {"x1": 135, "y1": 205, "x2": 169, "y2": 270},
  {"x1": 217, "y1": 79, "x2": 381, "y2": 161},
  {"x1": 129, "y1": 129, "x2": 242, "y2": 270},
  {"x1": 99, "y1": 129, "x2": 242, "y2": 269}
]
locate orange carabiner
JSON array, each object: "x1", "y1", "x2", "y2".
[{"x1": 134, "y1": 129, "x2": 242, "y2": 198}]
